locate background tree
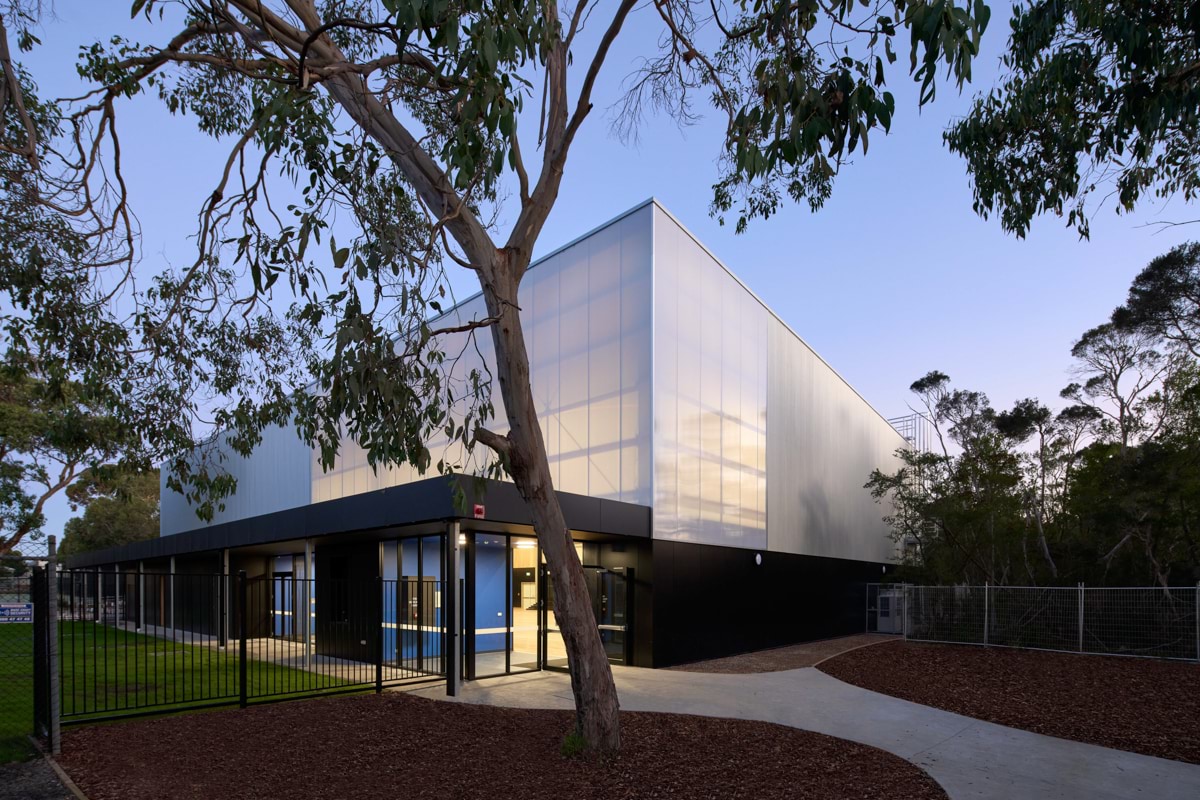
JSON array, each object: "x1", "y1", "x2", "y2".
[
  {"x1": 59, "y1": 468, "x2": 160, "y2": 557},
  {"x1": 3, "y1": 0, "x2": 991, "y2": 750},
  {"x1": 0, "y1": 551, "x2": 27, "y2": 577},
  {"x1": 0, "y1": 361, "x2": 135, "y2": 557},
  {"x1": 868, "y1": 371, "x2": 1026, "y2": 584},
  {"x1": 945, "y1": 0, "x2": 1200, "y2": 237},
  {"x1": 1112, "y1": 242, "x2": 1200, "y2": 358},
  {"x1": 1060, "y1": 323, "x2": 1176, "y2": 451},
  {"x1": 871, "y1": 247, "x2": 1200, "y2": 587}
]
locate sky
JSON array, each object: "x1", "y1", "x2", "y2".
[{"x1": 20, "y1": 2, "x2": 1200, "y2": 542}]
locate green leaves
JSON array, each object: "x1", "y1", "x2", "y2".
[
  {"x1": 945, "y1": 0, "x2": 1200, "y2": 238},
  {"x1": 711, "y1": 0, "x2": 990, "y2": 231}
]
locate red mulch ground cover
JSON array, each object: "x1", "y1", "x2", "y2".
[
  {"x1": 57, "y1": 691, "x2": 945, "y2": 799},
  {"x1": 819, "y1": 640, "x2": 1200, "y2": 764}
]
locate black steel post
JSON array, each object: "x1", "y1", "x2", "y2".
[
  {"x1": 238, "y1": 571, "x2": 248, "y2": 709},
  {"x1": 375, "y1": 576, "x2": 383, "y2": 694},
  {"x1": 445, "y1": 522, "x2": 460, "y2": 697}
]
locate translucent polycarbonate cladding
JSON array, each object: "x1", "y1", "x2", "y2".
[
  {"x1": 651, "y1": 206, "x2": 903, "y2": 562},
  {"x1": 652, "y1": 208, "x2": 769, "y2": 549},
  {"x1": 766, "y1": 320, "x2": 904, "y2": 562},
  {"x1": 310, "y1": 204, "x2": 654, "y2": 507}
]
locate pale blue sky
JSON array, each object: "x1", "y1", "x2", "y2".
[{"x1": 23, "y1": 2, "x2": 1198, "y2": 541}]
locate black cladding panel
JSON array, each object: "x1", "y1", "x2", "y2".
[{"x1": 651, "y1": 539, "x2": 882, "y2": 667}]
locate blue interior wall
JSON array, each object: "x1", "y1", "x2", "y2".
[{"x1": 474, "y1": 542, "x2": 506, "y2": 654}]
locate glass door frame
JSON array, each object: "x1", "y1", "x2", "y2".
[
  {"x1": 539, "y1": 558, "x2": 632, "y2": 672},
  {"x1": 464, "y1": 531, "x2": 543, "y2": 680}
]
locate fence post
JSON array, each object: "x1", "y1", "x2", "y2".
[
  {"x1": 137, "y1": 561, "x2": 145, "y2": 632},
  {"x1": 238, "y1": 571, "x2": 248, "y2": 709},
  {"x1": 375, "y1": 576, "x2": 383, "y2": 694},
  {"x1": 983, "y1": 582, "x2": 989, "y2": 646},
  {"x1": 1078, "y1": 583, "x2": 1084, "y2": 653},
  {"x1": 1194, "y1": 582, "x2": 1199, "y2": 663},
  {"x1": 47, "y1": 536, "x2": 60, "y2": 754}
]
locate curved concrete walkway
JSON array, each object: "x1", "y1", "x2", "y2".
[{"x1": 408, "y1": 664, "x2": 1200, "y2": 799}]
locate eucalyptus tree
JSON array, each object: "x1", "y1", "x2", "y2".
[
  {"x1": 59, "y1": 468, "x2": 160, "y2": 557},
  {"x1": 0, "y1": 364, "x2": 131, "y2": 557},
  {"x1": 946, "y1": 0, "x2": 1200, "y2": 237},
  {"x1": 3, "y1": 0, "x2": 990, "y2": 749},
  {"x1": 1061, "y1": 324, "x2": 1176, "y2": 451},
  {"x1": 869, "y1": 372, "x2": 1025, "y2": 584},
  {"x1": 1112, "y1": 242, "x2": 1200, "y2": 359}
]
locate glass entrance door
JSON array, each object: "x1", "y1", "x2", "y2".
[
  {"x1": 540, "y1": 566, "x2": 570, "y2": 670},
  {"x1": 590, "y1": 568, "x2": 630, "y2": 664},
  {"x1": 541, "y1": 565, "x2": 632, "y2": 670}
]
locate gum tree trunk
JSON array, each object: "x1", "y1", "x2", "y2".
[
  {"x1": 323, "y1": 57, "x2": 623, "y2": 755},
  {"x1": 478, "y1": 252, "x2": 621, "y2": 751}
]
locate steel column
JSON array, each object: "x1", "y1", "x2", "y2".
[
  {"x1": 304, "y1": 539, "x2": 313, "y2": 668},
  {"x1": 446, "y1": 521, "x2": 461, "y2": 697},
  {"x1": 169, "y1": 556, "x2": 176, "y2": 638},
  {"x1": 238, "y1": 571, "x2": 248, "y2": 708}
]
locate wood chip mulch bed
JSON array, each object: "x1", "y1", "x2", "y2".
[
  {"x1": 669, "y1": 634, "x2": 893, "y2": 674},
  {"x1": 819, "y1": 640, "x2": 1200, "y2": 764},
  {"x1": 56, "y1": 691, "x2": 946, "y2": 799}
]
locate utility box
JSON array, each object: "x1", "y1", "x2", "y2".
[{"x1": 875, "y1": 587, "x2": 906, "y2": 634}]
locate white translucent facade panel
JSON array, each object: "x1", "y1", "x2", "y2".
[
  {"x1": 766, "y1": 321, "x2": 905, "y2": 561},
  {"x1": 652, "y1": 208, "x2": 768, "y2": 549},
  {"x1": 160, "y1": 423, "x2": 312, "y2": 535},
  {"x1": 312, "y1": 204, "x2": 654, "y2": 508}
]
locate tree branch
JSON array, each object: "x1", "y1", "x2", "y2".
[
  {"x1": 0, "y1": 12, "x2": 38, "y2": 167},
  {"x1": 473, "y1": 426, "x2": 511, "y2": 459}
]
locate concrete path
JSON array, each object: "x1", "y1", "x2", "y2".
[{"x1": 408, "y1": 663, "x2": 1200, "y2": 800}]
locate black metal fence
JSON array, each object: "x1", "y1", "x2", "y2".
[{"x1": 54, "y1": 570, "x2": 449, "y2": 724}]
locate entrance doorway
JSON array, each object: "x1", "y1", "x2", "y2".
[
  {"x1": 466, "y1": 534, "x2": 540, "y2": 678},
  {"x1": 465, "y1": 534, "x2": 633, "y2": 678},
  {"x1": 541, "y1": 564, "x2": 632, "y2": 670}
]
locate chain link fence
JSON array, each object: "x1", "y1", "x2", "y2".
[
  {"x1": 903, "y1": 584, "x2": 1200, "y2": 661},
  {"x1": 0, "y1": 573, "x2": 38, "y2": 762}
]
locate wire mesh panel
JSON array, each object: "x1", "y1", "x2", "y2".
[
  {"x1": 0, "y1": 577, "x2": 31, "y2": 603},
  {"x1": 905, "y1": 586, "x2": 986, "y2": 645},
  {"x1": 989, "y1": 587, "x2": 1079, "y2": 651},
  {"x1": 1083, "y1": 587, "x2": 1199, "y2": 660},
  {"x1": 905, "y1": 584, "x2": 1200, "y2": 662}
]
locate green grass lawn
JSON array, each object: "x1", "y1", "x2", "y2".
[
  {"x1": 0, "y1": 623, "x2": 35, "y2": 763},
  {"x1": 2, "y1": 621, "x2": 353, "y2": 763}
]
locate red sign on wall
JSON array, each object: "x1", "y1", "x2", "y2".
[{"x1": 473, "y1": 503, "x2": 486, "y2": 519}]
